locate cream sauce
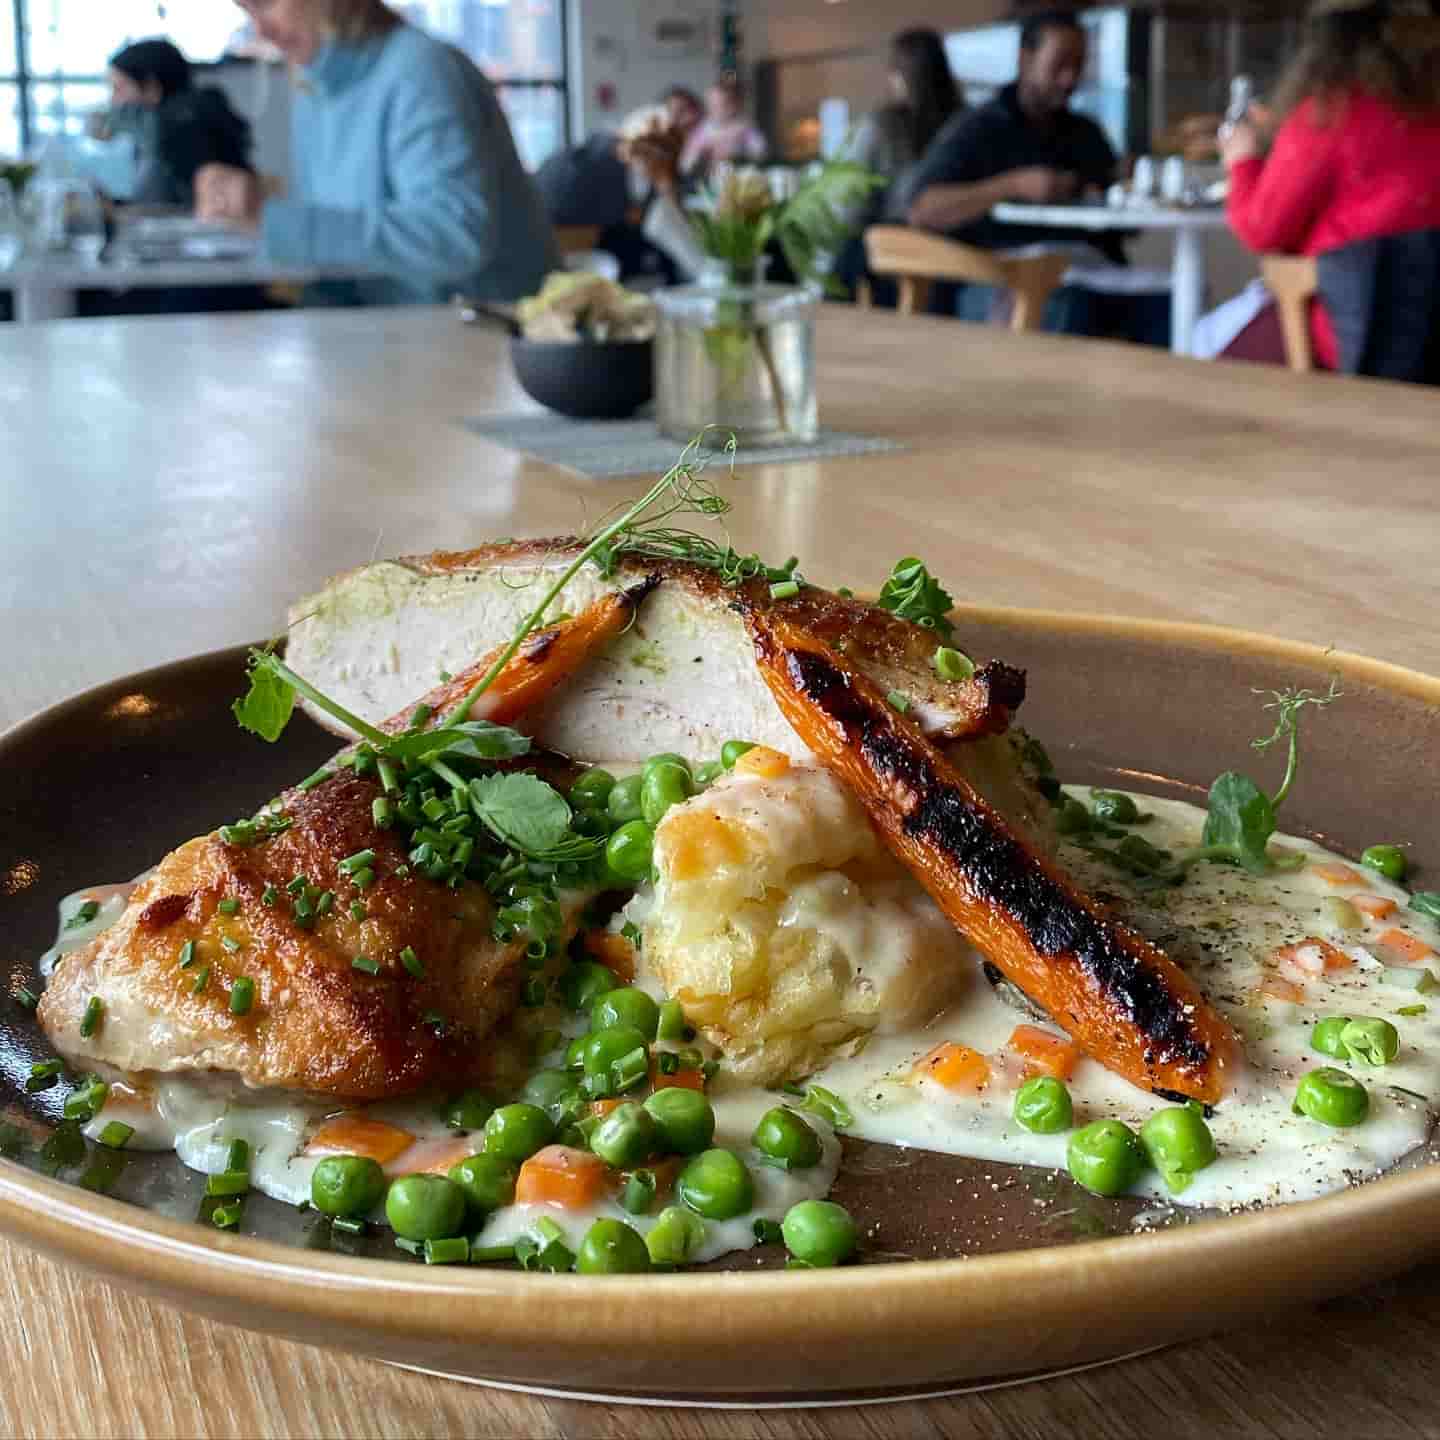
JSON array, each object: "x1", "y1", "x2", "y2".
[{"x1": 42, "y1": 790, "x2": 1440, "y2": 1250}]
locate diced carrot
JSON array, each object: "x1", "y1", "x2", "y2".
[
  {"x1": 1007, "y1": 1024, "x2": 1081, "y2": 1081},
  {"x1": 915, "y1": 1042, "x2": 991, "y2": 1094},
  {"x1": 305, "y1": 1115, "x2": 416, "y2": 1165},
  {"x1": 1259, "y1": 974, "x2": 1307, "y2": 1004},
  {"x1": 1274, "y1": 937, "x2": 1353, "y2": 975},
  {"x1": 650, "y1": 1064, "x2": 706, "y2": 1092},
  {"x1": 733, "y1": 745, "x2": 791, "y2": 779},
  {"x1": 515, "y1": 1145, "x2": 608, "y2": 1209},
  {"x1": 590, "y1": 1098, "x2": 624, "y2": 1119},
  {"x1": 1311, "y1": 863, "x2": 1366, "y2": 887},
  {"x1": 584, "y1": 929, "x2": 635, "y2": 983},
  {"x1": 386, "y1": 1136, "x2": 474, "y2": 1177},
  {"x1": 1351, "y1": 893, "x2": 1398, "y2": 920},
  {"x1": 1378, "y1": 928, "x2": 1436, "y2": 965}
]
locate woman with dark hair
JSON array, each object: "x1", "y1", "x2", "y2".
[
  {"x1": 846, "y1": 29, "x2": 963, "y2": 219},
  {"x1": 1222, "y1": 0, "x2": 1440, "y2": 367},
  {"x1": 104, "y1": 38, "x2": 252, "y2": 207}
]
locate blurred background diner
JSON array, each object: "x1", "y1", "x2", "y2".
[{"x1": 0, "y1": 0, "x2": 1435, "y2": 379}]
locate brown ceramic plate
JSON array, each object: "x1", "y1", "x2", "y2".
[{"x1": 2, "y1": 608, "x2": 1439, "y2": 1403}]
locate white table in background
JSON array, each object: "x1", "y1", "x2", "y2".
[
  {"x1": 990, "y1": 203, "x2": 1231, "y2": 357},
  {"x1": 0, "y1": 257, "x2": 354, "y2": 324}
]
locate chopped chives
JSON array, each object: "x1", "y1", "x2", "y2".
[
  {"x1": 315, "y1": 890, "x2": 335, "y2": 917},
  {"x1": 352, "y1": 956, "x2": 380, "y2": 976},
  {"x1": 424, "y1": 1236, "x2": 470, "y2": 1265},
  {"x1": 79, "y1": 996, "x2": 103, "y2": 1039},
  {"x1": 339, "y1": 849, "x2": 377, "y2": 875},
  {"x1": 468, "y1": 1243, "x2": 516, "y2": 1264},
  {"x1": 206, "y1": 1169, "x2": 251, "y2": 1198},
  {"x1": 218, "y1": 822, "x2": 256, "y2": 846},
  {"x1": 521, "y1": 977, "x2": 546, "y2": 1007},
  {"x1": 422, "y1": 797, "x2": 449, "y2": 823},
  {"x1": 394, "y1": 1237, "x2": 423, "y2": 1256},
  {"x1": 701, "y1": 1060, "x2": 720, "y2": 1081},
  {"x1": 753, "y1": 1218, "x2": 784, "y2": 1245},
  {"x1": 30, "y1": 1060, "x2": 63, "y2": 1078},
  {"x1": 286, "y1": 875, "x2": 308, "y2": 896},
  {"x1": 192, "y1": 965, "x2": 211, "y2": 994},
  {"x1": 226, "y1": 1138, "x2": 250, "y2": 1171},
  {"x1": 261, "y1": 885, "x2": 278, "y2": 907},
  {"x1": 229, "y1": 978, "x2": 255, "y2": 1016},
  {"x1": 298, "y1": 766, "x2": 334, "y2": 792},
  {"x1": 1398, "y1": 1004, "x2": 1428, "y2": 1017},
  {"x1": 612, "y1": 1046, "x2": 649, "y2": 1093},
  {"x1": 377, "y1": 758, "x2": 399, "y2": 794},
  {"x1": 836, "y1": 586, "x2": 855, "y2": 598},
  {"x1": 25, "y1": 1072, "x2": 58, "y2": 1093},
  {"x1": 422, "y1": 1011, "x2": 447, "y2": 1034},
  {"x1": 657, "y1": 1000, "x2": 685, "y2": 1041},
  {"x1": 620, "y1": 1169, "x2": 657, "y2": 1215},
  {"x1": 217, "y1": 898, "x2": 240, "y2": 916},
  {"x1": 534, "y1": 1216, "x2": 565, "y2": 1246},
  {"x1": 410, "y1": 703, "x2": 434, "y2": 730},
  {"x1": 769, "y1": 579, "x2": 801, "y2": 601},
  {"x1": 211, "y1": 1201, "x2": 242, "y2": 1229},
  {"x1": 63, "y1": 1080, "x2": 108, "y2": 1121},
  {"x1": 400, "y1": 947, "x2": 424, "y2": 979},
  {"x1": 332, "y1": 1215, "x2": 367, "y2": 1236},
  {"x1": 220, "y1": 936, "x2": 242, "y2": 954},
  {"x1": 16, "y1": 986, "x2": 39, "y2": 1012},
  {"x1": 352, "y1": 867, "x2": 376, "y2": 891},
  {"x1": 98, "y1": 1121, "x2": 134, "y2": 1149},
  {"x1": 886, "y1": 689, "x2": 912, "y2": 714},
  {"x1": 932, "y1": 646, "x2": 976, "y2": 683},
  {"x1": 349, "y1": 902, "x2": 368, "y2": 922},
  {"x1": 66, "y1": 900, "x2": 100, "y2": 930},
  {"x1": 178, "y1": 939, "x2": 198, "y2": 969},
  {"x1": 352, "y1": 751, "x2": 376, "y2": 778},
  {"x1": 656, "y1": 1050, "x2": 679, "y2": 1076},
  {"x1": 372, "y1": 797, "x2": 395, "y2": 829}
]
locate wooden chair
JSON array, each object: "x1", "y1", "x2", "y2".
[
  {"x1": 554, "y1": 224, "x2": 605, "y2": 257},
  {"x1": 1261, "y1": 254, "x2": 1320, "y2": 373},
  {"x1": 861, "y1": 225, "x2": 1073, "y2": 332}
]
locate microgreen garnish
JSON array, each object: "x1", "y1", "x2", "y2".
[
  {"x1": 877, "y1": 557, "x2": 955, "y2": 638},
  {"x1": 66, "y1": 900, "x2": 100, "y2": 930}
]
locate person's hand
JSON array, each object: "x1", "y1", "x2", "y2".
[
  {"x1": 1005, "y1": 167, "x2": 1079, "y2": 204},
  {"x1": 195, "y1": 164, "x2": 263, "y2": 228},
  {"x1": 1218, "y1": 118, "x2": 1261, "y2": 169}
]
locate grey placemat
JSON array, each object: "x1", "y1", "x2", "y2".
[{"x1": 463, "y1": 413, "x2": 904, "y2": 479}]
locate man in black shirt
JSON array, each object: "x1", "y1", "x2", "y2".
[{"x1": 902, "y1": 12, "x2": 1122, "y2": 263}]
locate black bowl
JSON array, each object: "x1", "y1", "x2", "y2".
[{"x1": 509, "y1": 337, "x2": 654, "y2": 420}]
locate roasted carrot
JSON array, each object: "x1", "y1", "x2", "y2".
[
  {"x1": 916, "y1": 1042, "x2": 990, "y2": 1093},
  {"x1": 748, "y1": 611, "x2": 1238, "y2": 1105},
  {"x1": 584, "y1": 929, "x2": 636, "y2": 984},
  {"x1": 1008, "y1": 1024, "x2": 1082, "y2": 1081},
  {"x1": 515, "y1": 1145, "x2": 608, "y2": 1209},
  {"x1": 305, "y1": 1115, "x2": 416, "y2": 1164},
  {"x1": 379, "y1": 577, "x2": 661, "y2": 733}
]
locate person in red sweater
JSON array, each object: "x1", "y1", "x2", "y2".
[{"x1": 1221, "y1": 0, "x2": 1440, "y2": 368}]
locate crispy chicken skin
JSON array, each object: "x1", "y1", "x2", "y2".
[
  {"x1": 39, "y1": 772, "x2": 541, "y2": 1101},
  {"x1": 285, "y1": 541, "x2": 1026, "y2": 761}
]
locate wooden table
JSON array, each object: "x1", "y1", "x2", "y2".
[{"x1": 3, "y1": 306, "x2": 1439, "y2": 1439}]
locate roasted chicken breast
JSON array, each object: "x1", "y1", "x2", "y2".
[{"x1": 284, "y1": 541, "x2": 1027, "y2": 763}]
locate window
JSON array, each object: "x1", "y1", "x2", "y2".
[{"x1": 1, "y1": 0, "x2": 568, "y2": 168}]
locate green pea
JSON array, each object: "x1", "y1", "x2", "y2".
[
  {"x1": 444, "y1": 1089, "x2": 495, "y2": 1132},
  {"x1": 589, "y1": 1102, "x2": 658, "y2": 1168},
  {"x1": 605, "y1": 821, "x2": 655, "y2": 883},
  {"x1": 384, "y1": 1173, "x2": 468, "y2": 1242},
  {"x1": 560, "y1": 961, "x2": 617, "y2": 1014},
  {"x1": 607, "y1": 774, "x2": 645, "y2": 825},
  {"x1": 483, "y1": 1103, "x2": 555, "y2": 1162},
  {"x1": 1293, "y1": 1066, "x2": 1370, "y2": 1127},
  {"x1": 1055, "y1": 797, "x2": 1092, "y2": 836},
  {"x1": 781, "y1": 1199, "x2": 857, "y2": 1267},
  {"x1": 1090, "y1": 789, "x2": 1141, "y2": 824},
  {"x1": 641, "y1": 763, "x2": 692, "y2": 828},
  {"x1": 1066, "y1": 1119, "x2": 1147, "y2": 1196},
  {"x1": 1312, "y1": 1015, "x2": 1357, "y2": 1059},
  {"x1": 570, "y1": 767, "x2": 616, "y2": 811},
  {"x1": 645, "y1": 1205, "x2": 706, "y2": 1265},
  {"x1": 447, "y1": 1153, "x2": 518, "y2": 1217},
  {"x1": 591, "y1": 986, "x2": 661, "y2": 1040},
  {"x1": 643, "y1": 1087, "x2": 716, "y2": 1155},
  {"x1": 523, "y1": 1068, "x2": 583, "y2": 1122},
  {"x1": 692, "y1": 760, "x2": 724, "y2": 789},
  {"x1": 1139, "y1": 1107, "x2": 1218, "y2": 1195},
  {"x1": 576, "y1": 1218, "x2": 651, "y2": 1274},
  {"x1": 751, "y1": 1107, "x2": 822, "y2": 1170},
  {"x1": 677, "y1": 1147, "x2": 754, "y2": 1220},
  {"x1": 1013, "y1": 1076, "x2": 1073, "y2": 1135},
  {"x1": 721, "y1": 740, "x2": 757, "y2": 770},
  {"x1": 1340, "y1": 1017, "x2": 1400, "y2": 1066},
  {"x1": 1361, "y1": 844, "x2": 1407, "y2": 883},
  {"x1": 643, "y1": 753, "x2": 691, "y2": 780},
  {"x1": 310, "y1": 1155, "x2": 386, "y2": 1218},
  {"x1": 581, "y1": 1025, "x2": 649, "y2": 1078}
]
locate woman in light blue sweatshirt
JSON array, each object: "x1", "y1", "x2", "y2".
[{"x1": 197, "y1": 0, "x2": 558, "y2": 305}]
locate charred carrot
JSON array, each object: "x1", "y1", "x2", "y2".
[{"x1": 748, "y1": 612, "x2": 1238, "y2": 1105}]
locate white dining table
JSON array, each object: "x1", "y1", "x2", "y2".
[{"x1": 990, "y1": 202, "x2": 1231, "y2": 358}]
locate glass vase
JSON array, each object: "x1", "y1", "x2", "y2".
[{"x1": 654, "y1": 266, "x2": 819, "y2": 446}]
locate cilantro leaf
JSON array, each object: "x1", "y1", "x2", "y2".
[
  {"x1": 381, "y1": 721, "x2": 531, "y2": 765},
  {"x1": 1198, "y1": 772, "x2": 1276, "y2": 873},
  {"x1": 469, "y1": 773, "x2": 575, "y2": 858},
  {"x1": 232, "y1": 653, "x2": 296, "y2": 742},
  {"x1": 877, "y1": 557, "x2": 955, "y2": 640}
]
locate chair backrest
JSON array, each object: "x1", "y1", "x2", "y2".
[
  {"x1": 862, "y1": 225, "x2": 1070, "y2": 331},
  {"x1": 1259, "y1": 254, "x2": 1318, "y2": 373},
  {"x1": 1317, "y1": 230, "x2": 1440, "y2": 384}
]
